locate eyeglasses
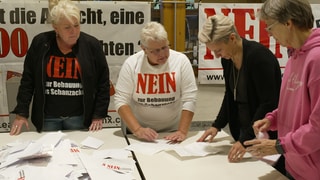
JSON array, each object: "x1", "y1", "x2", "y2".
[
  {"x1": 265, "y1": 21, "x2": 279, "y2": 32},
  {"x1": 146, "y1": 45, "x2": 169, "y2": 55}
]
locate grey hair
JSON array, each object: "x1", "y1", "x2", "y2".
[
  {"x1": 49, "y1": 0, "x2": 80, "y2": 25},
  {"x1": 198, "y1": 14, "x2": 239, "y2": 44},
  {"x1": 140, "y1": 22, "x2": 169, "y2": 47},
  {"x1": 258, "y1": 0, "x2": 314, "y2": 30}
]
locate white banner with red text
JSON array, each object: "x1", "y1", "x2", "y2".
[
  {"x1": 198, "y1": 3, "x2": 320, "y2": 84},
  {"x1": 0, "y1": 1, "x2": 150, "y2": 132}
]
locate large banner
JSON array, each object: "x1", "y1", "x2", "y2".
[
  {"x1": 0, "y1": 1, "x2": 150, "y2": 131},
  {"x1": 198, "y1": 3, "x2": 320, "y2": 84}
]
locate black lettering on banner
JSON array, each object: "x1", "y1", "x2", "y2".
[
  {"x1": 107, "y1": 116, "x2": 113, "y2": 124},
  {"x1": 0, "y1": 9, "x2": 6, "y2": 24},
  {"x1": 9, "y1": 8, "x2": 36, "y2": 24},
  {"x1": 100, "y1": 40, "x2": 135, "y2": 56},
  {"x1": 115, "y1": 117, "x2": 121, "y2": 124},
  {"x1": 0, "y1": 122, "x2": 10, "y2": 130},
  {"x1": 80, "y1": 8, "x2": 104, "y2": 25},
  {"x1": 110, "y1": 8, "x2": 144, "y2": 24},
  {"x1": 2, "y1": 122, "x2": 9, "y2": 128},
  {"x1": 206, "y1": 74, "x2": 224, "y2": 81},
  {"x1": 102, "y1": 116, "x2": 121, "y2": 127},
  {"x1": 40, "y1": 8, "x2": 50, "y2": 24}
]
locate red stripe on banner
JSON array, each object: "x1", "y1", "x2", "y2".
[{"x1": 0, "y1": 114, "x2": 10, "y2": 117}]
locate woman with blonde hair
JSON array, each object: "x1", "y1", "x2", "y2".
[
  {"x1": 10, "y1": 0, "x2": 110, "y2": 135},
  {"x1": 197, "y1": 14, "x2": 282, "y2": 167}
]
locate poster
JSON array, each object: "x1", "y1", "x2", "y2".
[
  {"x1": 0, "y1": 1, "x2": 151, "y2": 131},
  {"x1": 198, "y1": 3, "x2": 320, "y2": 84}
]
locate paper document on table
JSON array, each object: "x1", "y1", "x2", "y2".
[
  {"x1": 78, "y1": 152, "x2": 133, "y2": 180},
  {"x1": 172, "y1": 142, "x2": 220, "y2": 157},
  {"x1": 20, "y1": 131, "x2": 65, "y2": 160},
  {"x1": 101, "y1": 158, "x2": 136, "y2": 174},
  {"x1": 51, "y1": 139, "x2": 78, "y2": 165},
  {"x1": 81, "y1": 136, "x2": 104, "y2": 149},
  {"x1": 8, "y1": 141, "x2": 31, "y2": 154},
  {"x1": 125, "y1": 139, "x2": 177, "y2": 155},
  {"x1": 0, "y1": 132, "x2": 64, "y2": 169},
  {"x1": 0, "y1": 163, "x2": 74, "y2": 180},
  {"x1": 261, "y1": 154, "x2": 281, "y2": 166},
  {"x1": 92, "y1": 148, "x2": 131, "y2": 159}
]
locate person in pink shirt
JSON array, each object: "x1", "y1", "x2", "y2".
[{"x1": 244, "y1": 0, "x2": 320, "y2": 179}]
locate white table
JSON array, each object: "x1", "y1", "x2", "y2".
[
  {"x1": 126, "y1": 130, "x2": 288, "y2": 180},
  {"x1": 0, "y1": 128, "x2": 142, "y2": 180}
]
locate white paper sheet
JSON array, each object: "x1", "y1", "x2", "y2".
[
  {"x1": 125, "y1": 139, "x2": 177, "y2": 155},
  {"x1": 92, "y1": 148, "x2": 131, "y2": 159},
  {"x1": 77, "y1": 152, "x2": 133, "y2": 180},
  {"x1": 172, "y1": 142, "x2": 220, "y2": 157},
  {"x1": 81, "y1": 136, "x2": 104, "y2": 149}
]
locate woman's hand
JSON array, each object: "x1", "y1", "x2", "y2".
[
  {"x1": 244, "y1": 139, "x2": 277, "y2": 158},
  {"x1": 228, "y1": 141, "x2": 246, "y2": 162},
  {"x1": 134, "y1": 127, "x2": 158, "y2": 142},
  {"x1": 197, "y1": 127, "x2": 219, "y2": 142},
  {"x1": 10, "y1": 115, "x2": 29, "y2": 135},
  {"x1": 89, "y1": 118, "x2": 103, "y2": 131},
  {"x1": 164, "y1": 130, "x2": 187, "y2": 142},
  {"x1": 253, "y1": 118, "x2": 271, "y2": 134}
]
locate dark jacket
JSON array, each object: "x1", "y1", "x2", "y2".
[
  {"x1": 12, "y1": 31, "x2": 110, "y2": 132},
  {"x1": 212, "y1": 38, "x2": 281, "y2": 145}
]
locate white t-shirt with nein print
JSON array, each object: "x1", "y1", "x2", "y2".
[{"x1": 115, "y1": 49, "x2": 197, "y2": 132}]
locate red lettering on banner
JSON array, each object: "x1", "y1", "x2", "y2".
[
  {"x1": 202, "y1": 7, "x2": 284, "y2": 60},
  {"x1": 221, "y1": 8, "x2": 231, "y2": 16},
  {"x1": 0, "y1": 28, "x2": 10, "y2": 58},
  {"x1": 204, "y1": 48, "x2": 214, "y2": 60},
  {"x1": 11, "y1": 28, "x2": 28, "y2": 57},
  {"x1": 46, "y1": 56, "x2": 81, "y2": 79},
  {"x1": 232, "y1": 9, "x2": 254, "y2": 39},
  {"x1": 0, "y1": 28, "x2": 29, "y2": 58},
  {"x1": 136, "y1": 72, "x2": 176, "y2": 94},
  {"x1": 204, "y1": 8, "x2": 216, "y2": 17}
]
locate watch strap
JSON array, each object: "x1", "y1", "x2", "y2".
[{"x1": 275, "y1": 139, "x2": 285, "y2": 154}]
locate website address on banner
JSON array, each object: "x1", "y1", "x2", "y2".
[{"x1": 206, "y1": 74, "x2": 224, "y2": 81}]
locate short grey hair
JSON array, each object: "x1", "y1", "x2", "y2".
[
  {"x1": 258, "y1": 0, "x2": 314, "y2": 30},
  {"x1": 49, "y1": 0, "x2": 80, "y2": 25},
  {"x1": 198, "y1": 14, "x2": 239, "y2": 44},
  {"x1": 140, "y1": 22, "x2": 169, "y2": 47}
]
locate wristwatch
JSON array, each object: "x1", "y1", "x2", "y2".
[{"x1": 275, "y1": 139, "x2": 285, "y2": 154}]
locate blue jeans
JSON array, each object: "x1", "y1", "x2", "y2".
[{"x1": 43, "y1": 115, "x2": 85, "y2": 131}]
